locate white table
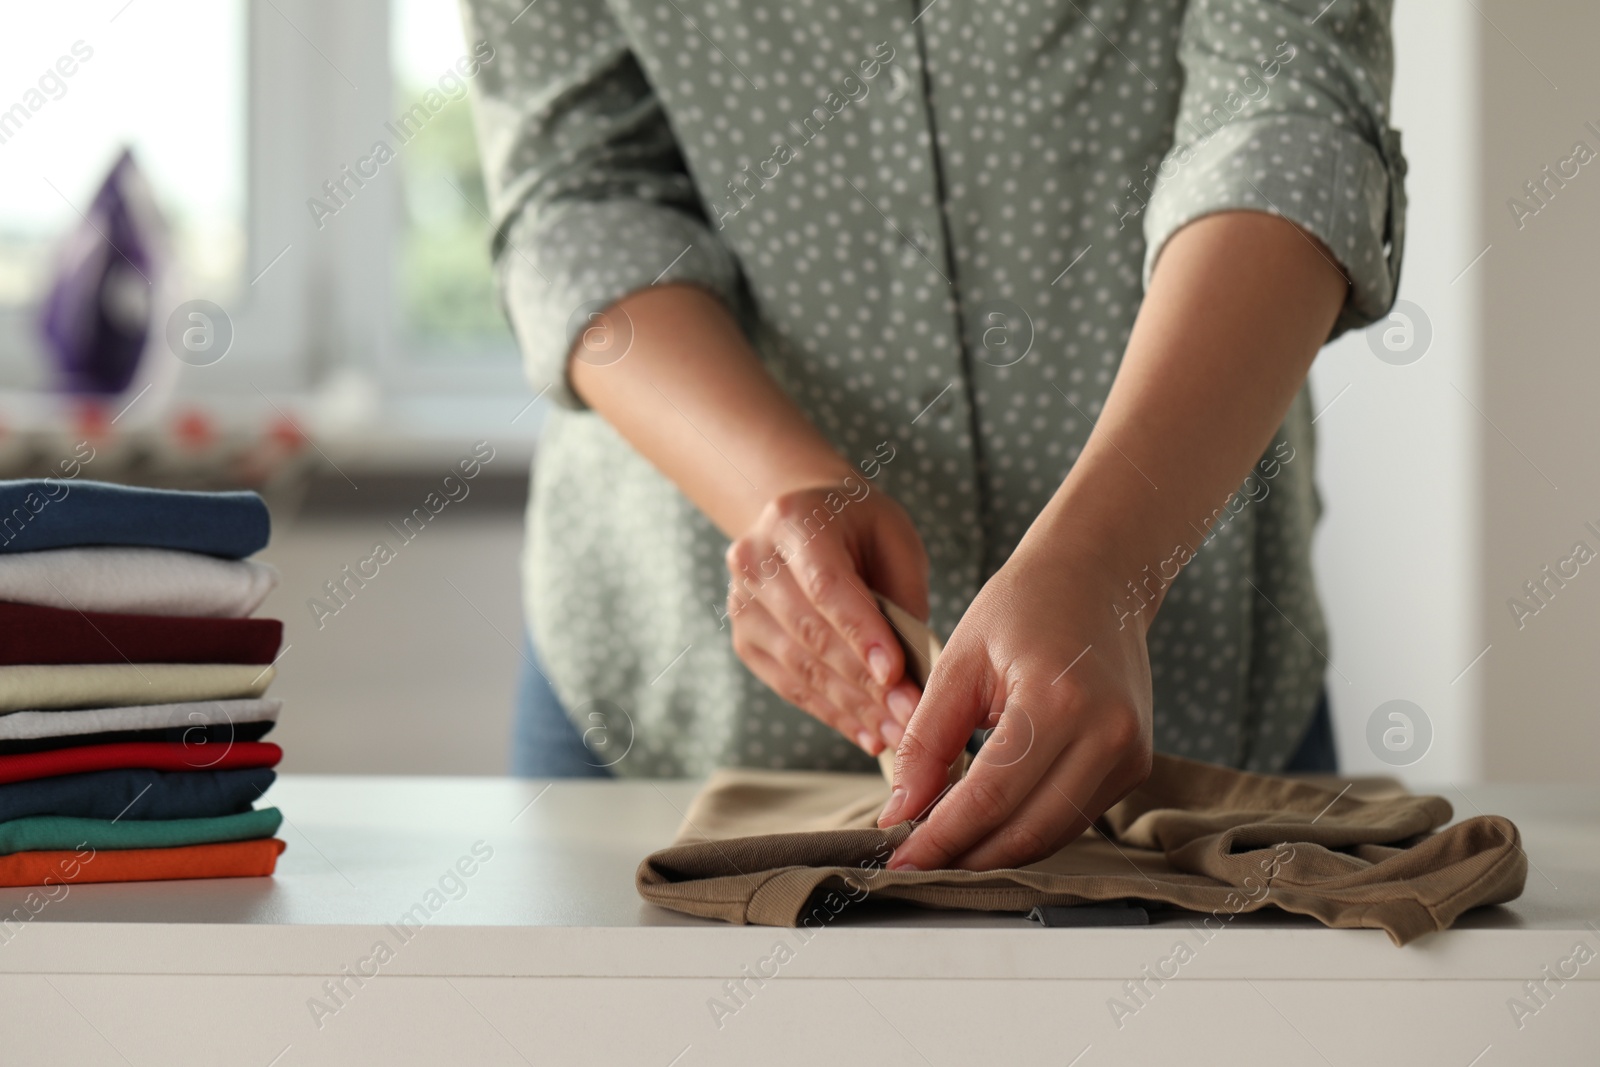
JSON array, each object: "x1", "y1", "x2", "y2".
[{"x1": 0, "y1": 775, "x2": 1594, "y2": 1066}]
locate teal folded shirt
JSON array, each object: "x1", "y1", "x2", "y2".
[{"x1": 0, "y1": 806, "x2": 282, "y2": 855}]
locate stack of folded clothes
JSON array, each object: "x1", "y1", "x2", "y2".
[{"x1": 0, "y1": 478, "x2": 286, "y2": 887}]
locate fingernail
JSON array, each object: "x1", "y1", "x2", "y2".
[
  {"x1": 888, "y1": 860, "x2": 920, "y2": 872},
  {"x1": 866, "y1": 645, "x2": 892, "y2": 686},
  {"x1": 856, "y1": 729, "x2": 880, "y2": 754},
  {"x1": 887, "y1": 686, "x2": 917, "y2": 725},
  {"x1": 879, "y1": 718, "x2": 904, "y2": 749},
  {"x1": 878, "y1": 785, "x2": 906, "y2": 826}
]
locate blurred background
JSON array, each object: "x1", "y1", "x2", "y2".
[{"x1": 0, "y1": 1, "x2": 1593, "y2": 783}]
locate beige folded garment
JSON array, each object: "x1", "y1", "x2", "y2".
[
  {"x1": 875, "y1": 596, "x2": 967, "y2": 788},
  {"x1": 637, "y1": 602, "x2": 1527, "y2": 946},
  {"x1": 0, "y1": 664, "x2": 275, "y2": 714}
]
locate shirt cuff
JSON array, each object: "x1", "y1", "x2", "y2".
[
  {"x1": 497, "y1": 199, "x2": 745, "y2": 411},
  {"x1": 1142, "y1": 115, "x2": 1408, "y2": 339}
]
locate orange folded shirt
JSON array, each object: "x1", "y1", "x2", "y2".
[
  {"x1": 0, "y1": 741, "x2": 281, "y2": 785},
  {"x1": 0, "y1": 837, "x2": 285, "y2": 887}
]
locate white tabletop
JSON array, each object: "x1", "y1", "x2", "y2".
[{"x1": 1, "y1": 775, "x2": 1596, "y2": 981}]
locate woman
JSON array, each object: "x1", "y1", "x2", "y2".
[{"x1": 463, "y1": 0, "x2": 1404, "y2": 873}]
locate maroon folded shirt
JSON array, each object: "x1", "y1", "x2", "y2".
[
  {"x1": 0, "y1": 601, "x2": 281, "y2": 666},
  {"x1": 0, "y1": 741, "x2": 282, "y2": 785}
]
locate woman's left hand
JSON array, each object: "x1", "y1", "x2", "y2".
[{"x1": 877, "y1": 541, "x2": 1155, "y2": 871}]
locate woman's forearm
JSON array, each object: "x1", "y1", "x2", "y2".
[
  {"x1": 572, "y1": 282, "x2": 930, "y2": 745},
  {"x1": 567, "y1": 284, "x2": 856, "y2": 538},
  {"x1": 1024, "y1": 211, "x2": 1348, "y2": 614}
]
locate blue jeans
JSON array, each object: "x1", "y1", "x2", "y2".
[
  {"x1": 1283, "y1": 689, "x2": 1339, "y2": 773},
  {"x1": 511, "y1": 631, "x2": 1338, "y2": 777},
  {"x1": 510, "y1": 633, "x2": 612, "y2": 779}
]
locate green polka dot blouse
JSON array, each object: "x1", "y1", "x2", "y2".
[{"x1": 461, "y1": 0, "x2": 1407, "y2": 777}]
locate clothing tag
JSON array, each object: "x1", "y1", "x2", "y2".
[{"x1": 1027, "y1": 903, "x2": 1150, "y2": 928}]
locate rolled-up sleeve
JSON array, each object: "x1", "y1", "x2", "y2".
[
  {"x1": 1142, "y1": 0, "x2": 1407, "y2": 336},
  {"x1": 460, "y1": 0, "x2": 745, "y2": 410}
]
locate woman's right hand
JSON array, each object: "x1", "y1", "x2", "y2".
[{"x1": 726, "y1": 480, "x2": 929, "y2": 756}]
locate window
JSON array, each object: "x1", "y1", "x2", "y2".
[
  {"x1": 0, "y1": 1, "x2": 246, "y2": 390},
  {"x1": 0, "y1": 0, "x2": 530, "y2": 441},
  {"x1": 391, "y1": 0, "x2": 516, "y2": 369}
]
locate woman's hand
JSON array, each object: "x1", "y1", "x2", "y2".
[
  {"x1": 878, "y1": 541, "x2": 1153, "y2": 870},
  {"x1": 727, "y1": 480, "x2": 929, "y2": 756},
  {"x1": 874, "y1": 211, "x2": 1347, "y2": 870}
]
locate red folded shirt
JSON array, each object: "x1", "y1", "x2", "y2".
[
  {"x1": 0, "y1": 741, "x2": 282, "y2": 785},
  {"x1": 0, "y1": 601, "x2": 282, "y2": 666},
  {"x1": 0, "y1": 837, "x2": 285, "y2": 886}
]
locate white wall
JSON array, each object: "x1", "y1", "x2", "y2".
[
  {"x1": 1314, "y1": 1, "x2": 1600, "y2": 785},
  {"x1": 1479, "y1": 0, "x2": 1600, "y2": 782},
  {"x1": 1309, "y1": 1, "x2": 1482, "y2": 782},
  {"x1": 254, "y1": 476, "x2": 526, "y2": 775}
]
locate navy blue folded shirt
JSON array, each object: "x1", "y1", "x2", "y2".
[
  {"x1": 0, "y1": 480, "x2": 270, "y2": 558},
  {"x1": 0, "y1": 766, "x2": 276, "y2": 822}
]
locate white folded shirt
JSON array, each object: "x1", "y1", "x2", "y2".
[
  {"x1": 0, "y1": 698, "x2": 281, "y2": 741},
  {"x1": 0, "y1": 546, "x2": 278, "y2": 617}
]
